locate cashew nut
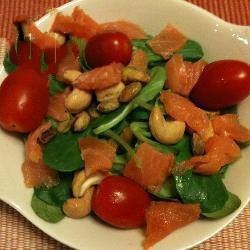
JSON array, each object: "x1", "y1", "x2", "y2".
[
  {"x1": 63, "y1": 70, "x2": 82, "y2": 83},
  {"x1": 72, "y1": 170, "x2": 105, "y2": 198},
  {"x1": 97, "y1": 98, "x2": 120, "y2": 113},
  {"x1": 192, "y1": 133, "x2": 205, "y2": 155},
  {"x1": 63, "y1": 187, "x2": 94, "y2": 219},
  {"x1": 65, "y1": 88, "x2": 92, "y2": 113},
  {"x1": 119, "y1": 82, "x2": 142, "y2": 103},
  {"x1": 120, "y1": 126, "x2": 134, "y2": 145},
  {"x1": 122, "y1": 67, "x2": 150, "y2": 84},
  {"x1": 46, "y1": 32, "x2": 66, "y2": 45},
  {"x1": 57, "y1": 112, "x2": 72, "y2": 133},
  {"x1": 87, "y1": 104, "x2": 100, "y2": 119},
  {"x1": 149, "y1": 106, "x2": 186, "y2": 144},
  {"x1": 95, "y1": 82, "x2": 125, "y2": 102},
  {"x1": 73, "y1": 111, "x2": 90, "y2": 132}
]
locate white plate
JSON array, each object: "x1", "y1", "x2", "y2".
[{"x1": 0, "y1": 0, "x2": 249, "y2": 249}]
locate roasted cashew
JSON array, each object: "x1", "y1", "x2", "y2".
[
  {"x1": 192, "y1": 133, "x2": 205, "y2": 155},
  {"x1": 95, "y1": 82, "x2": 125, "y2": 102},
  {"x1": 63, "y1": 70, "x2": 82, "y2": 83},
  {"x1": 97, "y1": 98, "x2": 120, "y2": 113},
  {"x1": 65, "y1": 88, "x2": 92, "y2": 113},
  {"x1": 73, "y1": 111, "x2": 90, "y2": 132},
  {"x1": 119, "y1": 82, "x2": 142, "y2": 103},
  {"x1": 122, "y1": 67, "x2": 150, "y2": 84},
  {"x1": 63, "y1": 187, "x2": 94, "y2": 219},
  {"x1": 57, "y1": 112, "x2": 72, "y2": 133},
  {"x1": 149, "y1": 106, "x2": 185, "y2": 144},
  {"x1": 72, "y1": 170, "x2": 105, "y2": 198}
]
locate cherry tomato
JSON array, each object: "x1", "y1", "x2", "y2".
[
  {"x1": 190, "y1": 60, "x2": 250, "y2": 110},
  {"x1": 92, "y1": 176, "x2": 151, "y2": 229},
  {"x1": 10, "y1": 41, "x2": 42, "y2": 72},
  {"x1": 0, "y1": 68, "x2": 49, "y2": 133},
  {"x1": 85, "y1": 32, "x2": 132, "y2": 68}
]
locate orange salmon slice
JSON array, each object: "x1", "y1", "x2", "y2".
[
  {"x1": 160, "y1": 92, "x2": 214, "y2": 141},
  {"x1": 123, "y1": 142, "x2": 174, "y2": 189},
  {"x1": 74, "y1": 62, "x2": 123, "y2": 90},
  {"x1": 79, "y1": 137, "x2": 116, "y2": 176},
  {"x1": 212, "y1": 114, "x2": 250, "y2": 143},
  {"x1": 100, "y1": 20, "x2": 147, "y2": 40},
  {"x1": 166, "y1": 54, "x2": 206, "y2": 96},
  {"x1": 144, "y1": 201, "x2": 200, "y2": 249},
  {"x1": 148, "y1": 25, "x2": 187, "y2": 59}
]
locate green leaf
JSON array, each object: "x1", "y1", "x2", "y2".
[
  {"x1": 71, "y1": 36, "x2": 90, "y2": 70},
  {"x1": 132, "y1": 39, "x2": 165, "y2": 67},
  {"x1": 34, "y1": 176, "x2": 72, "y2": 206},
  {"x1": 112, "y1": 120, "x2": 129, "y2": 135},
  {"x1": 43, "y1": 130, "x2": 83, "y2": 172},
  {"x1": 40, "y1": 51, "x2": 48, "y2": 72},
  {"x1": 202, "y1": 192, "x2": 241, "y2": 219},
  {"x1": 127, "y1": 107, "x2": 150, "y2": 121},
  {"x1": 3, "y1": 53, "x2": 17, "y2": 74},
  {"x1": 48, "y1": 75, "x2": 66, "y2": 96},
  {"x1": 111, "y1": 163, "x2": 125, "y2": 175},
  {"x1": 45, "y1": 116, "x2": 58, "y2": 129},
  {"x1": 151, "y1": 177, "x2": 178, "y2": 199},
  {"x1": 220, "y1": 105, "x2": 238, "y2": 115},
  {"x1": 31, "y1": 194, "x2": 64, "y2": 223},
  {"x1": 219, "y1": 165, "x2": 229, "y2": 179},
  {"x1": 93, "y1": 66, "x2": 166, "y2": 134},
  {"x1": 177, "y1": 40, "x2": 204, "y2": 62},
  {"x1": 175, "y1": 170, "x2": 229, "y2": 213}
]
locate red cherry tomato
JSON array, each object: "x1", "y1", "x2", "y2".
[
  {"x1": 85, "y1": 32, "x2": 132, "y2": 68},
  {"x1": 92, "y1": 176, "x2": 151, "y2": 229},
  {"x1": 190, "y1": 60, "x2": 250, "y2": 110},
  {"x1": 10, "y1": 41, "x2": 42, "y2": 72},
  {"x1": 0, "y1": 68, "x2": 49, "y2": 133}
]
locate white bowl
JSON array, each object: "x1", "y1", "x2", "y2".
[{"x1": 0, "y1": 0, "x2": 249, "y2": 249}]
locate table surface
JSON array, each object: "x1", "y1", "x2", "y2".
[{"x1": 0, "y1": 0, "x2": 249, "y2": 249}]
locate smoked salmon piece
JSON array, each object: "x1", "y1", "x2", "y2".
[
  {"x1": 144, "y1": 202, "x2": 200, "y2": 249},
  {"x1": 22, "y1": 159, "x2": 58, "y2": 188},
  {"x1": 79, "y1": 137, "x2": 116, "y2": 176},
  {"x1": 100, "y1": 20, "x2": 147, "y2": 40},
  {"x1": 128, "y1": 49, "x2": 148, "y2": 72},
  {"x1": 160, "y1": 92, "x2": 214, "y2": 141},
  {"x1": 123, "y1": 143, "x2": 174, "y2": 189},
  {"x1": 22, "y1": 123, "x2": 58, "y2": 188},
  {"x1": 184, "y1": 135, "x2": 241, "y2": 175},
  {"x1": 47, "y1": 89, "x2": 69, "y2": 122},
  {"x1": 56, "y1": 43, "x2": 81, "y2": 81},
  {"x1": 29, "y1": 24, "x2": 60, "y2": 50},
  {"x1": 148, "y1": 25, "x2": 187, "y2": 59},
  {"x1": 166, "y1": 54, "x2": 206, "y2": 96},
  {"x1": 212, "y1": 114, "x2": 250, "y2": 143},
  {"x1": 25, "y1": 123, "x2": 51, "y2": 163},
  {"x1": 74, "y1": 62, "x2": 123, "y2": 90},
  {"x1": 51, "y1": 7, "x2": 100, "y2": 39}
]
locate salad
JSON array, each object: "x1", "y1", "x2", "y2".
[{"x1": 0, "y1": 6, "x2": 250, "y2": 249}]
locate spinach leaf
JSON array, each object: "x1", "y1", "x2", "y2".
[
  {"x1": 177, "y1": 40, "x2": 204, "y2": 62},
  {"x1": 130, "y1": 122, "x2": 176, "y2": 154},
  {"x1": 175, "y1": 170, "x2": 229, "y2": 213},
  {"x1": 202, "y1": 192, "x2": 241, "y2": 219},
  {"x1": 93, "y1": 66, "x2": 166, "y2": 134},
  {"x1": 127, "y1": 107, "x2": 150, "y2": 121},
  {"x1": 3, "y1": 53, "x2": 17, "y2": 74},
  {"x1": 40, "y1": 51, "x2": 48, "y2": 72},
  {"x1": 151, "y1": 177, "x2": 178, "y2": 199},
  {"x1": 48, "y1": 75, "x2": 66, "y2": 96},
  {"x1": 71, "y1": 36, "x2": 90, "y2": 70},
  {"x1": 132, "y1": 39, "x2": 165, "y2": 67},
  {"x1": 112, "y1": 120, "x2": 129, "y2": 135},
  {"x1": 34, "y1": 176, "x2": 72, "y2": 206},
  {"x1": 111, "y1": 163, "x2": 125, "y2": 175},
  {"x1": 43, "y1": 130, "x2": 83, "y2": 172},
  {"x1": 219, "y1": 165, "x2": 229, "y2": 179},
  {"x1": 31, "y1": 194, "x2": 64, "y2": 223}
]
